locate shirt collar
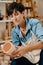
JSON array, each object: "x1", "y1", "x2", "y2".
[{"x1": 25, "y1": 18, "x2": 31, "y2": 33}]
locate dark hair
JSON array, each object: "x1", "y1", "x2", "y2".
[{"x1": 7, "y1": 2, "x2": 25, "y2": 16}]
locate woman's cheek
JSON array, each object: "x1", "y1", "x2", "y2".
[{"x1": 11, "y1": 18, "x2": 15, "y2": 23}]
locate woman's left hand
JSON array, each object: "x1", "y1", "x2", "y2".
[{"x1": 11, "y1": 45, "x2": 28, "y2": 59}]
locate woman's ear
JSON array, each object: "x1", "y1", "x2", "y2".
[
  {"x1": 22, "y1": 11, "x2": 25, "y2": 17},
  {"x1": 22, "y1": 11, "x2": 25, "y2": 19}
]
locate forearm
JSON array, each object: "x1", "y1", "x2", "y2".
[{"x1": 25, "y1": 41, "x2": 43, "y2": 52}]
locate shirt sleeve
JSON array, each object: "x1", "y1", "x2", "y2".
[
  {"x1": 32, "y1": 19, "x2": 43, "y2": 42},
  {"x1": 11, "y1": 29, "x2": 20, "y2": 46}
]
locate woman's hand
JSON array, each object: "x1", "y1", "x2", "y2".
[{"x1": 11, "y1": 45, "x2": 28, "y2": 59}]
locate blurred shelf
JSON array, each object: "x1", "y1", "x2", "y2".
[
  {"x1": 25, "y1": 7, "x2": 32, "y2": 9},
  {"x1": 0, "y1": 39, "x2": 12, "y2": 44},
  {"x1": 0, "y1": 1, "x2": 13, "y2": 3},
  {"x1": 0, "y1": 20, "x2": 12, "y2": 22}
]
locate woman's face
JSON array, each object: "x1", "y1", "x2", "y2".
[{"x1": 10, "y1": 10, "x2": 25, "y2": 26}]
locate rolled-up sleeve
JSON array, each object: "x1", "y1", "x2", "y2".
[
  {"x1": 32, "y1": 19, "x2": 43, "y2": 42},
  {"x1": 35, "y1": 22, "x2": 43, "y2": 42},
  {"x1": 11, "y1": 29, "x2": 20, "y2": 46}
]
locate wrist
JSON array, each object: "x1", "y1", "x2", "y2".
[{"x1": 24, "y1": 45, "x2": 29, "y2": 53}]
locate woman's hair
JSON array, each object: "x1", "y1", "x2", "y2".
[{"x1": 7, "y1": 2, "x2": 25, "y2": 16}]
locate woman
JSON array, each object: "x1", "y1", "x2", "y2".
[{"x1": 7, "y1": 2, "x2": 43, "y2": 65}]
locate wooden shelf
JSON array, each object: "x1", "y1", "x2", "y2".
[
  {"x1": 25, "y1": 7, "x2": 32, "y2": 9},
  {"x1": 0, "y1": 20, "x2": 12, "y2": 22},
  {"x1": 0, "y1": 39, "x2": 12, "y2": 44},
  {"x1": 0, "y1": 1, "x2": 13, "y2": 3}
]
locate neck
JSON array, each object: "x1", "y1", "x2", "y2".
[{"x1": 19, "y1": 19, "x2": 26, "y2": 29}]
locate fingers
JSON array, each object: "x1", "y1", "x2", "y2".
[
  {"x1": 11, "y1": 49, "x2": 22, "y2": 59},
  {"x1": 14, "y1": 55, "x2": 22, "y2": 59},
  {"x1": 11, "y1": 50, "x2": 23, "y2": 59},
  {"x1": 12, "y1": 49, "x2": 19, "y2": 56},
  {"x1": 12, "y1": 46, "x2": 20, "y2": 55},
  {"x1": 11, "y1": 46, "x2": 24, "y2": 59},
  {"x1": 12, "y1": 53, "x2": 22, "y2": 59},
  {"x1": 15, "y1": 46, "x2": 20, "y2": 48}
]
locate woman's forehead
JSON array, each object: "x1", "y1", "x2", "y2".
[{"x1": 13, "y1": 9, "x2": 19, "y2": 13}]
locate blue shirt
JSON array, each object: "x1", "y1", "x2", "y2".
[{"x1": 11, "y1": 18, "x2": 43, "y2": 46}]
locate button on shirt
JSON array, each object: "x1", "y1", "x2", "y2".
[{"x1": 11, "y1": 18, "x2": 43, "y2": 46}]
